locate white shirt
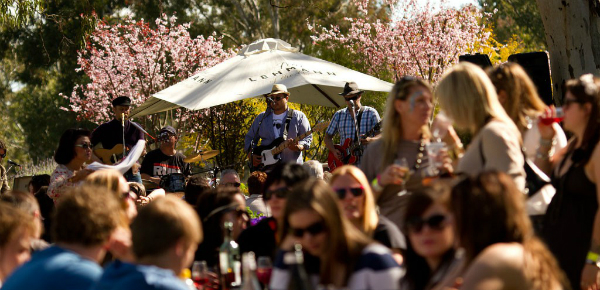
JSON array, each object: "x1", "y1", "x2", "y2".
[{"x1": 273, "y1": 112, "x2": 286, "y2": 138}]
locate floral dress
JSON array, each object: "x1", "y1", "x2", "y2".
[{"x1": 47, "y1": 164, "x2": 76, "y2": 202}]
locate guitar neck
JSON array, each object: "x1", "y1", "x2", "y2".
[
  {"x1": 349, "y1": 120, "x2": 383, "y2": 151},
  {"x1": 271, "y1": 130, "x2": 313, "y2": 155}
]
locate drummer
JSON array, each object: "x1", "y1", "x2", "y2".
[{"x1": 140, "y1": 126, "x2": 192, "y2": 186}]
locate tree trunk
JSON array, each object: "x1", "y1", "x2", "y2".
[
  {"x1": 536, "y1": 0, "x2": 600, "y2": 104},
  {"x1": 270, "y1": 0, "x2": 280, "y2": 39}
]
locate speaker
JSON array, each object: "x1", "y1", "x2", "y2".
[
  {"x1": 459, "y1": 53, "x2": 493, "y2": 69},
  {"x1": 507, "y1": 52, "x2": 553, "y2": 105}
]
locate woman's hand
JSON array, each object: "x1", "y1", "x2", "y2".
[
  {"x1": 580, "y1": 263, "x2": 599, "y2": 290},
  {"x1": 379, "y1": 164, "x2": 408, "y2": 186},
  {"x1": 538, "y1": 106, "x2": 559, "y2": 141},
  {"x1": 438, "y1": 148, "x2": 454, "y2": 175}
]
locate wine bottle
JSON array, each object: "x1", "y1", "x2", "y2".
[
  {"x1": 240, "y1": 252, "x2": 262, "y2": 290},
  {"x1": 285, "y1": 244, "x2": 314, "y2": 290},
  {"x1": 219, "y1": 221, "x2": 241, "y2": 289}
]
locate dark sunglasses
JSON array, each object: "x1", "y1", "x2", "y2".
[
  {"x1": 344, "y1": 95, "x2": 360, "y2": 101},
  {"x1": 406, "y1": 214, "x2": 448, "y2": 233},
  {"x1": 563, "y1": 98, "x2": 586, "y2": 108},
  {"x1": 233, "y1": 208, "x2": 249, "y2": 219},
  {"x1": 75, "y1": 143, "x2": 93, "y2": 150},
  {"x1": 291, "y1": 221, "x2": 326, "y2": 238},
  {"x1": 222, "y1": 182, "x2": 241, "y2": 188},
  {"x1": 121, "y1": 190, "x2": 136, "y2": 200},
  {"x1": 272, "y1": 95, "x2": 287, "y2": 101},
  {"x1": 264, "y1": 187, "x2": 291, "y2": 201},
  {"x1": 333, "y1": 186, "x2": 364, "y2": 199}
]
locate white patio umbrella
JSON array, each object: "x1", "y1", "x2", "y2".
[{"x1": 130, "y1": 38, "x2": 393, "y2": 118}]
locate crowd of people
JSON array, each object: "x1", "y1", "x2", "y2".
[{"x1": 0, "y1": 61, "x2": 599, "y2": 290}]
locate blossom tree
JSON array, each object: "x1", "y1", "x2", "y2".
[
  {"x1": 60, "y1": 14, "x2": 234, "y2": 133},
  {"x1": 309, "y1": 0, "x2": 492, "y2": 83}
]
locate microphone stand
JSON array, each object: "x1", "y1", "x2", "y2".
[
  {"x1": 349, "y1": 100, "x2": 361, "y2": 147},
  {"x1": 121, "y1": 113, "x2": 126, "y2": 158}
]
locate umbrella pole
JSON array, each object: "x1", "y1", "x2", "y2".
[{"x1": 311, "y1": 84, "x2": 340, "y2": 108}]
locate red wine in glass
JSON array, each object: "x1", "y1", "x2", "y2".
[{"x1": 256, "y1": 267, "x2": 272, "y2": 285}]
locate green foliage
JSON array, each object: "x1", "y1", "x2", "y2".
[{"x1": 478, "y1": 0, "x2": 546, "y2": 51}]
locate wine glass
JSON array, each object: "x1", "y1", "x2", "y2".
[
  {"x1": 256, "y1": 256, "x2": 273, "y2": 286},
  {"x1": 394, "y1": 158, "x2": 411, "y2": 196},
  {"x1": 192, "y1": 261, "x2": 208, "y2": 289}
]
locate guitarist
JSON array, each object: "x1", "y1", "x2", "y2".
[
  {"x1": 324, "y1": 82, "x2": 381, "y2": 166},
  {"x1": 244, "y1": 84, "x2": 312, "y2": 168},
  {"x1": 90, "y1": 96, "x2": 145, "y2": 183}
]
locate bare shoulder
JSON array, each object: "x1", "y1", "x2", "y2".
[{"x1": 460, "y1": 243, "x2": 528, "y2": 290}]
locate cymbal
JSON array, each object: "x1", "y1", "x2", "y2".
[{"x1": 184, "y1": 150, "x2": 220, "y2": 163}]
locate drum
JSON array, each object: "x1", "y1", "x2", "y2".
[
  {"x1": 159, "y1": 173, "x2": 186, "y2": 193},
  {"x1": 12, "y1": 176, "x2": 33, "y2": 192}
]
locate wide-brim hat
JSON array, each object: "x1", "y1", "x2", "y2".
[
  {"x1": 339, "y1": 82, "x2": 364, "y2": 96},
  {"x1": 267, "y1": 84, "x2": 290, "y2": 96}
]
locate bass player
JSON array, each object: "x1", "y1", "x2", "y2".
[{"x1": 324, "y1": 82, "x2": 381, "y2": 168}]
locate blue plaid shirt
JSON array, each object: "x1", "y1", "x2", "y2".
[{"x1": 325, "y1": 106, "x2": 380, "y2": 143}]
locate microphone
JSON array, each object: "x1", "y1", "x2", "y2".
[
  {"x1": 265, "y1": 97, "x2": 274, "y2": 104},
  {"x1": 8, "y1": 160, "x2": 20, "y2": 166}
]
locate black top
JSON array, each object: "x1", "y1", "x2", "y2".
[
  {"x1": 543, "y1": 149, "x2": 598, "y2": 290},
  {"x1": 91, "y1": 119, "x2": 145, "y2": 150},
  {"x1": 140, "y1": 149, "x2": 192, "y2": 177},
  {"x1": 373, "y1": 215, "x2": 406, "y2": 250},
  {"x1": 238, "y1": 217, "x2": 278, "y2": 260}
]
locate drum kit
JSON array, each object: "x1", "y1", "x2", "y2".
[{"x1": 143, "y1": 148, "x2": 223, "y2": 192}]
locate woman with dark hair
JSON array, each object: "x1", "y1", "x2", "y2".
[
  {"x1": 400, "y1": 186, "x2": 455, "y2": 290},
  {"x1": 360, "y1": 76, "x2": 457, "y2": 230},
  {"x1": 537, "y1": 74, "x2": 600, "y2": 289},
  {"x1": 47, "y1": 128, "x2": 94, "y2": 202},
  {"x1": 238, "y1": 162, "x2": 310, "y2": 260},
  {"x1": 441, "y1": 171, "x2": 566, "y2": 290},
  {"x1": 270, "y1": 179, "x2": 401, "y2": 290},
  {"x1": 195, "y1": 186, "x2": 249, "y2": 268}
]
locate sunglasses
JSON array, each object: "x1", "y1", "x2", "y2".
[
  {"x1": 344, "y1": 95, "x2": 360, "y2": 101},
  {"x1": 291, "y1": 221, "x2": 326, "y2": 238},
  {"x1": 563, "y1": 98, "x2": 586, "y2": 108},
  {"x1": 75, "y1": 143, "x2": 93, "y2": 150},
  {"x1": 406, "y1": 214, "x2": 448, "y2": 233},
  {"x1": 264, "y1": 187, "x2": 291, "y2": 201},
  {"x1": 332, "y1": 186, "x2": 364, "y2": 199},
  {"x1": 222, "y1": 182, "x2": 241, "y2": 188},
  {"x1": 121, "y1": 190, "x2": 136, "y2": 200}
]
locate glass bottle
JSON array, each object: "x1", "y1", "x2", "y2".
[
  {"x1": 220, "y1": 221, "x2": 241, "y2": 289},
  {"x1": 286, "y1": 244, "x2": 314, "y2": 290},
  {"x1": 240, "y1": 252, "x2": 262, "y2": 290}
]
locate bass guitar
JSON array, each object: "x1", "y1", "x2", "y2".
[
  {"x1": 327, "y1": 119, "x2": 383, "y2": 171},
  {"x1": 251, "y1": 122, "x2": 330, "y2": 172}
]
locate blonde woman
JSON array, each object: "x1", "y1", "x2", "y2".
[
  {"x1": 330, "y1": 165, "x2": 405, "y2": 264},
  {"x1": 435, "y1": 62, "x2": 525, "y2": 190},
  {"x1": 360, "y1": 77, "x2": 456, "y2": 230},
  {"x1": 270, "y1": 179, "x2": 402, "y2": 290}
]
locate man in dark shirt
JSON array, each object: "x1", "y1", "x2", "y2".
[
  {"x1": 141, "y1": 126, "x2": 191, "y2": 188},
  {"x1": 91, "y1": 96, "x2": 145, "y2": 183}
]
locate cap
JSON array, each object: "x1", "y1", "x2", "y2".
[
  {"x1": 339, "y1": 82, "x2": 364, "y2": 96},
  {"x1": 160, "y1": 126, "x2": 176, "y2": 136},
  {"x1": 112, "y1": 96, "x2": 132, "y2": 107}
]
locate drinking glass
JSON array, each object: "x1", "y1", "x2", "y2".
[
  {"x1": 192, "y1": 261, "x2": 209, "y2": 289},
  {"x1": 256, "y1": 256, "x2": 273, "y2": 286},
  {"x1": 394, "y1": 158, "x2": 411, "y2": 196}
]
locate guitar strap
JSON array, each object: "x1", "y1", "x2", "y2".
[
  {"x1": 283, "y1": 109, "x2": 294, "y2": 140},
  {"x1": 354, "y1": 107, "x2": 364, "y2": 141}
]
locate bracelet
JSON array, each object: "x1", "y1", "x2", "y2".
[
  {"x1": 539, "y1": 137, "x2": 556, "y2": 147},
  {"x1": 371, "y1": 175, "x2": 383, "y2": 192},
  {"x1": 587, "y1": 251, "x2": 600, "y2": 263}
]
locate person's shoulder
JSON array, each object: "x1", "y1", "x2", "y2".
[
  {"x1": 355, "y1": 243, "x2": 399, "y2": 271},
  {"x1": 106, "y1": 264, "x2": 188, "y2": 290},
  {"x1": 469, "y1": 243, "x2": 525, "y2": 272}
]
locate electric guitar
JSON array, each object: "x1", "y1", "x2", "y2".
[
  {"x1": 251, "y1": 122, "x2": 330, "y2": 172},
  {"x1": 327, "y1": 119, "x2": 383, "y2": 171},
  {"x1": 94, "y1": 136, "x2": 165, "y2": 165}
]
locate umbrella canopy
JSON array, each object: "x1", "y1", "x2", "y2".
[{"x1": 130, "y1": 38, "x2": 393, "y2": 118}]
